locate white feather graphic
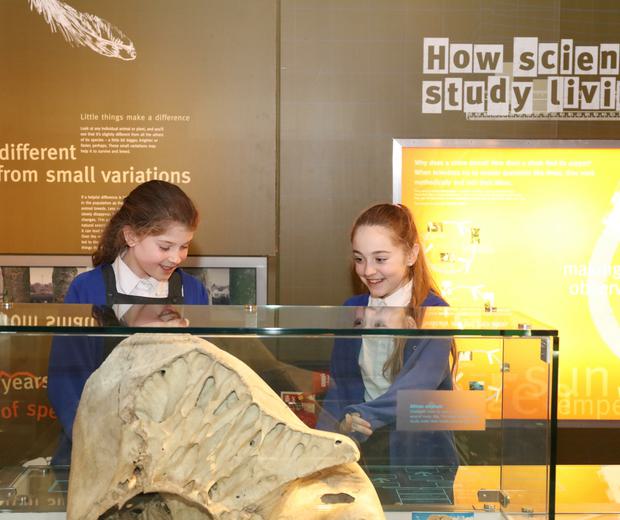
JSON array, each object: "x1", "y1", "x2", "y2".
[{"x1": 28, "y1": 0, "x2": 136, "y2": 60}]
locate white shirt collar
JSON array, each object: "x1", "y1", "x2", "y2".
[
  {"x1": 368, "y1": 279, "x2": 412, "y2": 307},
  {"x1": 112, "y1": 254, "x2": 168, "y2": 298}
]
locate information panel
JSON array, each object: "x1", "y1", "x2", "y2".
[
  {"x1": 395, "y1": 139, "x2": 620, "y2": 421},
  {"x1": 0, "y1": 1, "x2": 276, "y2": 256}
]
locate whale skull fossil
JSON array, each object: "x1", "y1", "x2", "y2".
[{"x1": 68, "y1": 334, "x2": 384, "y2": 520}]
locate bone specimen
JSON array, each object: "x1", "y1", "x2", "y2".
[{"x1": 68, "y1": 334, "x2": 384, "y2": 519}]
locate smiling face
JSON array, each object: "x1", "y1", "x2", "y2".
[
  {"x1": 122, "y1": 222, "x2": 194, "y2": 281},
  {"x1": 352, "y1": 224, "x2": 419, "y2": 299}
]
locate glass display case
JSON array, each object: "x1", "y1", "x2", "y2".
[{"x1": 0, "y1": 303, "x2": 558, "y2": 519}]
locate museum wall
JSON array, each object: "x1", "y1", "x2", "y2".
[
  {"x1": 0, "y1": 0, "x2": 276, "y2": 257},
  {"x1": 279, "y1": 0, "x2": 619, "y2": 305},
  {"x1": 2, "y1": 0, "x2": 620, "y2": 462},
  {"x1": 3, "y1": 0, "x2": 618, "y2": 305},
  {"x1": 279, "y1": 0, "x2": 620, "y2": 461}
]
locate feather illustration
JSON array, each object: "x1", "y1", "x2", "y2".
[{"x1": 28, "y1": 0, "x2": 136, "y2": 60}]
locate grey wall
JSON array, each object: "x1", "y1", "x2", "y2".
[
  {"x1": 3, "y1": 0, "x2": 619, "y2": 304},
  {"x1": 278, "y1": 0, "x2": 620, "y2": 304}
]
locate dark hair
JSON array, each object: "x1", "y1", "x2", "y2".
[
  {"x1": 351, "y1": 203, "x2": 440, "y2": 308},
  {"x1": 92, "y1": 180, "x2": 199, "y2": 266}
]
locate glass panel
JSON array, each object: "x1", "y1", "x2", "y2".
[
  {"x1": 500, "y1": 336, "x2": 552, "y2": 516},
  {"x1": 0, "y1": 333, "x2": 66, "y2": 513},
  {"x1": 0, "y1": 302, "x2": 556, "y2": 337},
  {"x1": 0, "y1": 306, "x2": 555, "y2": 517},
  {"x1": 556, "y1": 465, "x2": 620, "y2": 515},
  {"x1": 452, "y1": 336, "x2": 504, "y2": 515}
]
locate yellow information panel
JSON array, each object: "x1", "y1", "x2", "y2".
[{"x1": 397, "y1": 141, "x2": 620, "y2": 421}]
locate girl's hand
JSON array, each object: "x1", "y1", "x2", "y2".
[{"x1": 339, "y1": 412, "x2": 373, "y2": 437}]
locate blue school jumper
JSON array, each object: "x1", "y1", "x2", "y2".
[
  {"x1": 47, "y1": 264, "x2": 208, "y2": 464},
  {"x1": 317, "y1": 292, "x2": 459, "y2": 467}
]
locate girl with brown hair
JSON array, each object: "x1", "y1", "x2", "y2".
[
  {"x1": 66, "y1": 180, "x2": 208, "y2": 306},
  {"x1": 49, "y1": 181, "x2": 207, "y2": 465}
]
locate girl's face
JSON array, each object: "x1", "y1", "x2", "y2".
[
  {"x1": 352, "y1": 224, "x2": 418, "y2": 299},
  {"x1": 122, "y1": 222, "x2": 193, "y2": 281}
]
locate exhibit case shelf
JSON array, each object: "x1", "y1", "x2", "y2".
[{"x1": 0, "y1": 303, "x2": 558, "y2": 519}]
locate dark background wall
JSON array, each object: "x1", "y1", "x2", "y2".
[
  {"x1": 1, "y1": 0, "x2": 619, "y2": 464},
  {"x1": 0, "y1": 0, "x2": 276, "y2": 257},
  {"x1": 2, "y1": 0, "x2": 618, "y2": 303},
  {"x1": 279, "y1": 0, "x2": 620, "y2": 305}
]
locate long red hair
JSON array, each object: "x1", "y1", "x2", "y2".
[
  {"x1": 350, "y1": 203, "x2": 440, "y2": 307},
  {"x1": 351, "y1": 203, "x2": 456, "y2": 381}
]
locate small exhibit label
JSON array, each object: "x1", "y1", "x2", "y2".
[
  {"x1": 412, "y1": 513, "x2": 475, "y2": 520},
  {"x1": 396, "y1": 390, "x2": 486, "y2": 431}
]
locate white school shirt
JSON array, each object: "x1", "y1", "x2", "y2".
[
  {"x1": 112, "y1": 254, "x2": 169, "y2": 319},
  {"x1": 359, "y1": 280, "x2": 412, "y2": 402}
]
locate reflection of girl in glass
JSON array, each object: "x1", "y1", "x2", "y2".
[{"x1": 317, "y1": 203, "x2": 458, "y2": 471}]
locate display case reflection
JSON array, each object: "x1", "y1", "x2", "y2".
[
  {"x1": 94, "y1": 303, "x2": 190, "y2": 328},
  {"x1": 317, "y1": 305, "x2": 458, "y2": 505},
  {"x1": 48, "y1": 304, "x2": 320, "y2": 466},
  {"x1": 47, "y1": 304, "x2": 192, "y2": 466}
]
